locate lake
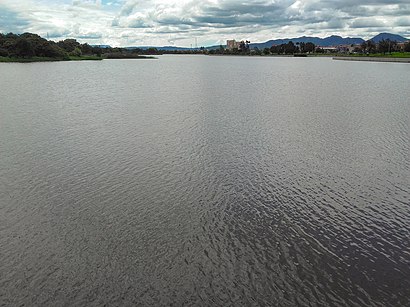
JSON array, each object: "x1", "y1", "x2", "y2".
[{"x1": 0, "y1": 55, "x2": 409, "y2": 306}]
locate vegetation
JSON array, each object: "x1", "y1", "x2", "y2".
[
  {"x1": 206, "y1": 41, "x2": 317, "y2": 56},
  {"x1": 0, "y1": 32, "x2": 155, "y2": 62},
  {"x1": 1, "y1": 32, "x2": 409, "y2": 62},
  {"x1": 0, "y1": 56, "x2": 63, "y2": 63},
  {"x1": 404, "y1": 41, "x2": 410, "y2": 52},
  {"x1": 337, "y1": 52, "x2": 410, "y2": 58},
  {"x1": 359, "y1": 39, "x2": 410, "y2": 56},
  {"x1": 0, "y1": 32, "x2": 103, "y2": 61}
]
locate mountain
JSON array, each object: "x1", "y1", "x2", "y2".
[
  {"x1": 122, "y1": 33, "x2": 408, "y2": 51},
  {"x1": 370, "y1": 33, "x2": 408, "y2": 43},
  {"x1": 249, "y1": 35, "x2": 364, "y2": 49}
]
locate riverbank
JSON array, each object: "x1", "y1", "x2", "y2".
[
  {"x1": 0, "y1": 55, "x2": 155, "y2": 63},
  {"x1": 103, "y1": 54, "x2": 156, "y2": 59},
  {"x1": 0, "y1": 56, "x2": 102, "y2": 63},
  {"x1": 333, "y1": 56, "x2": 410, "y2": 63}
]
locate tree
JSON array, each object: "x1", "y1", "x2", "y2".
[
  {"x1": 69, "y1": 47, "x2": 82, "y2": 57},
  {"x1": 14, "y1": 38, "x2": 35, "y2": 57},
  {"x1": 305, "y1": 42, "x2": 315, "y2": 53},
  {"x1": 147, "y1": 47, "x2": 159, "y2": 55},
  {"x1": 38, "y1": 42, "x2": 67, "y2": 58},
  {"x1": 405, "y1": 42, "x2": 410, "y2": 52},
  {"x1": 297, "y1": 42, "x2": 304, "y2": 53},
  {"x1": 92, "y1": 46, "x2": 102, "y2": 57},
  {"x1": 270, "y1": 45, "x2": 279, "y2": 54},
  {"x1": 315, "y1": 47, "x2": 324, "y2": 53},
  {"x1": 0, "y1": 48, "x2": 8, "y2": 57},
  {"x1": 284, "y1": 41, "x2": 297, "y2": 54},
  {"x1": 361, "y1": 40, "x2": 376, "y2": 54},
  {"x1": 57, "y1": 39, "x2": 80, "y2": 53},
  {"x1": 252, "y1": 47, "x2": 262, "y2": 56},
  {"x1": 378, "y1": 39, "x2": 396, "y2": 54},
  {"x1": 80, "y1": 43, "x2": 93, "y2": 55}
]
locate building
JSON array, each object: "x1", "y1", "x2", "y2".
[
  {"x1": 226, "y1": 39, "x2": 250, "y2": 51},
  {"x1": 226, "y1": 40, "x2": 239, "y2": 50},
  {"x1": 319, "y1": 46, "x2": 338, "y2": 53},
  {"x1": 397, "y1": 42, "x2": 406, "y2": 51}
]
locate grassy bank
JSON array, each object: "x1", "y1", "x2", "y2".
[
  {"x1": 334, "y1": 52, "x2": 410, "y2": 58},
  {"x1": 333, "y1": 56, "x2": 410, "y2": 63},
  {"x1": 0, "y1": 54, "x2": 158, "y2": 62},
  {"x1": 0, "y1": 56, "x2": 64, "y2": 62},
  {"x1": 0, "y1": 55, "x2": 103, "y2": 63},
  {"x1": 68, "y1": 55, "x2": 103, "y2": 61}
]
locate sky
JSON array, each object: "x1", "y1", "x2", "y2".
[{"x1": 0, "y1": 0, "x2": 409, "y2": 47}]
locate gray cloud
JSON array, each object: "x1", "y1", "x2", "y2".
[
  {"x1": 351, "y1": 18, "x2": 387, "y2": 28},
  {"x1": 0, "y1": 0, "x2": 409, "y2": 47},
  {"x1": 395, "y1": 16, "x2": 410, "y2": 26},
  {"x1": 47, "y1": 28, "x2": 71, "y2": 38},
  {"x1": 0, "y1": 6, "x2": 29, "y2": 33}
]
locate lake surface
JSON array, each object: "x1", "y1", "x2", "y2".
[{"x1": 0, "y1": 55, "x2": 409, "y2": 306}]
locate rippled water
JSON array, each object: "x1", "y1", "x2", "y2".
[{"x1": 1, "y1": 56, "x2": 409, "y2": 306}]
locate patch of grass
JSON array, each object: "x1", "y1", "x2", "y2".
[
  {"x1": 0, "y1": 55, "x2": 103, "y2": 63},
  {"x1": 0, "y1": 56, "x2": 66, "y2": 62},
  {"x1": 68, "y1": 55, "x2": 103, "y2": 61},
  {"x1": 335, "y1": 52, "x2": 410, "y2": 58}
]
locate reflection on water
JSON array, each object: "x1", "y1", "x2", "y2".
[{"x1": 1, "y1": 56, "x2": 409, "y2": 306}]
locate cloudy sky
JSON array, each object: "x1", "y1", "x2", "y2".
[{"x1": 0, "y1": 0, "x2": 409, "y2": 47}]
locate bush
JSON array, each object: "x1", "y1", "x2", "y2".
[
  {"x1": 14, "y1": 38, "x2": 35, "y2": 58},
  {"x1": 69, "y1": 47, "x2": 82, "y2": 57},
  {"x1": 0, "y1": 48, "x2": 9, "y2": 57}
]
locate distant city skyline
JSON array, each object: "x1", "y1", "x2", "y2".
[{"x1": 1, "y1": 0, "x2": 409, "y2": 47}]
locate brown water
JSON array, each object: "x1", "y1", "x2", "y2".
[{"x1": 1, "y1": 56, "x2": 409, "y2": 306}]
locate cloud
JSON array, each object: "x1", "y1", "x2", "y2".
[
  {"x1": 72, "y1": 0, "x2": 102, "y2": 8},
  {"x1": 395, "y1": 16, "x2": 410, "y2": 27},
  {"x1": 351, "y1": 18, "x2": 387, "y2": 28},
  {"x1": 0, "y1": 6, "x2": 30, "y2": 33},
  {"x1": 47, "y1": 28, "x2": 71, "y2": 38},
  {"x1": 0, "y1": 0, "x2": 409, "y2": 46},
  {"x1": 75, "y1": 31, "x2": 103, "y2": 39}
]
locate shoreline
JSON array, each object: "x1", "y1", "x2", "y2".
[
  {"x1": 333, "y1": 56, "x2": 410, "y2": 63},
  {"x1": 0, "y1": 55, "x2": 156, "y2": 63},
  {"x1": 0, "y1": 56, "x2": 102, "y2": 63}
]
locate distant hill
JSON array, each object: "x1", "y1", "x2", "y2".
[
  {"x1": 123, "y1": 32, "x2": 408, "y2": 50},
  {"x1": 370, "y1": 33, "x2": 408, "y2": 43},
  {"x1": 249, "y1": 35, "x2": 364, "y2": 49}
]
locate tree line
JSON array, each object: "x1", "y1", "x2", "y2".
[
  {"x1": 1, "y1": 32, "x2": 409, "y2": 59},
  {"x1": 207, "y1": 41, "x2": 317, "y2": 55},
  {"x1": 0, "y1": 32, "x2": 164, "y2": 59},
  {"x1": 361, "y1": 39, "x2": 410, "y2": 54},
  {"x1": 0, "y1": 33, "x2": 104, "y2": 59}
]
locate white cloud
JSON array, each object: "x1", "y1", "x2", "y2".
[{"x1": 0, "y1": 0, "x2": 409, "y2": 47}]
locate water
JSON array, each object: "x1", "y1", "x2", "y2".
[{"x1": 0, "y1": 56, "x2": 409, "y2": 306}]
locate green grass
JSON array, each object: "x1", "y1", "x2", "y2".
[
  {"x1": 0, "y1": 55, "x2": 103, "y2": 63},
  {"x1": 0, "y1": 56, "x2": 65, "y2": 62},
  {"x1": 68, "y1": 55, "x2": 103, "y2": 61},
  {"x1": 335, "y1": 52, "x2": 410, "y2": 58},
  {"x1": 307, "y1": 52, "x2": 410, "y2": 58}
]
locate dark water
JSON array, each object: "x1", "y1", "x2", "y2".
[{"x1": 0, "y1": 56, "x2": 409, "y2": 306}]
